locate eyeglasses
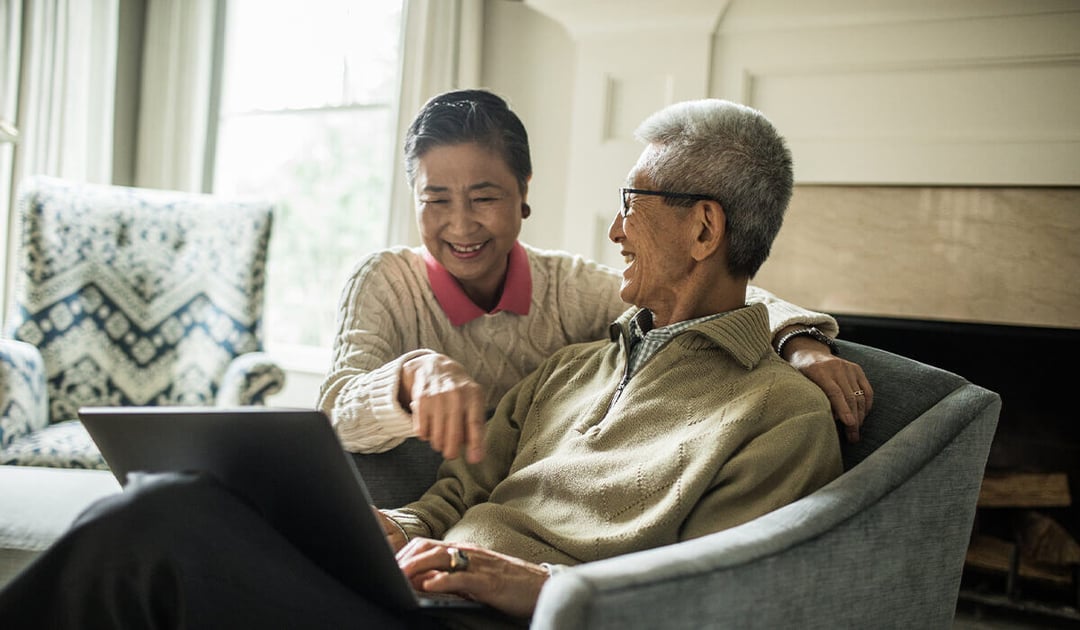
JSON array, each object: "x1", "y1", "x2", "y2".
[{"x1": 619, "y1": 187, "x2": 717, "y2": 217}]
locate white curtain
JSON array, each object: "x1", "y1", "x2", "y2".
[
  {"x1": 2, "y1": 0, "x2": 118, "y2": 324},
  {"x1": 386, "y1": 0, "x2": 484, "y2": 247},
  {"x1": 0, "y1": 0, "x2": 18, "y2": 135},
  {"x1": 133, "y1": 0, "x2": 217, "y2": 192},
  {"x1": 0, "y1": 0, "x2": 21, "y2": 322},
  {"x1": 15, "y1": 0, "x2": 118, "y2": 185}
]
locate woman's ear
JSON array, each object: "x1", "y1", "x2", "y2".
[{"x1": 521, "y1": 175, "x2": 532, "y2": 219}]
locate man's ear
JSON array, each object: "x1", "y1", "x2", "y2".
[{"x1": 689, "y1": 200, "x2": 726, "y2": 262}]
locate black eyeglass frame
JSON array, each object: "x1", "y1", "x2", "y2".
[{"x1": 619, "y1": 187, "x2": 718, "y2": 217}]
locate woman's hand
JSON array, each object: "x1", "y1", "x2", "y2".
[
  {"x1": 399, "y1": 353, "x2": 486, "y2": 463},
  {"x1": 783, "y1": 337, "x2": 874, "y2": 443},
  {"x1": 374, "y1": 509, "x2": 409, "y2": 552},
  {"x1": 397, "y1": 538, "x2": 549, "y2": 618}
]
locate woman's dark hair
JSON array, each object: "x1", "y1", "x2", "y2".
[{"x1": 403, "y1": 89, "x2": 532, "y2": 193}]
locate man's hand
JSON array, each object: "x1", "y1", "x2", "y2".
[
  {"x1": 397, "y1": 538, "x2": 549, "y2": 618},
  {"x1": 783, "y1": 336, "x2": 873, "y2": 443},
  {"x1": 398, "y1": 353, "x2": 486, "y2": 463}
]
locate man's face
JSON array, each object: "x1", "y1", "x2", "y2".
[{"x1": 607, "y1": 147, "x2": 694, "y2": 319}]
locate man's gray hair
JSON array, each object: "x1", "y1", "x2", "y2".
[{"x1": 634, "y1": 99, "x2": 793, "y2": 278}]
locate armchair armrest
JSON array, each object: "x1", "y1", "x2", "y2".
[
  {"x1": 216, "y1": 352, "x2": 286, "y2": 406},
  {"x1": 0, "y1": 339, "x2": 49, "y2": 447}
]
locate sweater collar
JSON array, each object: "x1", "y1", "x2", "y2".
[
  {"x1": 609, "y1": 302, "x2": 772, "y2": 370},
  {"x1": 424, "y1": 241, "x2": 532, "y2": 327}
]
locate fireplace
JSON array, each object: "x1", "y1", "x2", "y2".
[{"x1": 836, "y1": 314, "x2": 1080, "y2": 622}]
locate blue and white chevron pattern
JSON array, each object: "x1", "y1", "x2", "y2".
[{"x1": 1, "y1": 177, "x2": 278, "y2": 468}]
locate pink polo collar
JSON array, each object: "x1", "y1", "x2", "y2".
[{"x1": 423, "y1": 241, "x2": 532, "y2": 326}]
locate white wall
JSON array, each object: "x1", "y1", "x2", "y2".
[
  {"x1": 481, "y1": 0, "x2": 1080, "y2": 267},
  {"x1": 713, "y1": 0, "x2": 1080, "y2": 186},
  {"x1": 475, "y1": 0, "x2": 1080, "y2": 331},
  {"x1": 480, "y1": 0, "x2": 575, "y2": 251}
]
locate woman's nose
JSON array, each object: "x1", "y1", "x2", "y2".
[{"x1": 447, "y1": 200, "x2": 476, "y2": 230}]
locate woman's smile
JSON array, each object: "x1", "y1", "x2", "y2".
[{"x1": 448, "y1": 240, "x2": 490, "y2": 258}]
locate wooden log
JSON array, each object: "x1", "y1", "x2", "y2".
[
  {"x1": 966, "y1": 534, "x2": 1074, "y2": 586},
  {"x1": 1015, "y1": 510, "x2": 1080, "y2": 566},
  {"x1": 978, "y1": 472, "x2": 1071, "y2": 508}
]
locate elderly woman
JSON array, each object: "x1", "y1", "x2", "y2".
[
  {"x1": 319, "y1": 90, "x2": 872, "y2": 471},
  {"x1": 0, "y1": 97, "x2": 843, "y2": 629}
]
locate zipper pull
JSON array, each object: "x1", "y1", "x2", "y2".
[{"x1": 606, "y1": 380, "x2": 627, "y2": 415}]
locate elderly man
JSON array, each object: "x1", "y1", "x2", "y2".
[{"x1": 0, "y1": 100, "x2": 841, "y2": 629}]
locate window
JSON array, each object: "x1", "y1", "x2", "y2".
[{"x1": 212, "y1": 0, "x2": 403, "y2": 355}]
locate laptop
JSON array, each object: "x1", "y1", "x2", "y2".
[{"x1": 78, "y1": 406, "x2": 482, "y2": 611}]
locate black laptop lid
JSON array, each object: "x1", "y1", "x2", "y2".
[{"x1": 78, "y1": 407, "x2": 425, "y2": 611}]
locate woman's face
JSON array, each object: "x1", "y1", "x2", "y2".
[{"x1": 414, "y1": 143, "x2": 528, "y2": 306}]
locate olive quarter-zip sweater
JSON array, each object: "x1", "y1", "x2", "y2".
[{"x1": 387, "y1": 303, "x2": 843, "y2": 566}]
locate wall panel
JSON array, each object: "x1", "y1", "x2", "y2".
[{"x1": 715, "y1": 2, "x2": 1080, "y2": 185}]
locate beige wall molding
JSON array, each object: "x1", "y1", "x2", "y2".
[
  {"x1": 715, "y1": 2, "x2": 1080, "y2": 186},
  {"x1": 525, "y1": 0, "x2": 731, "y2": 37},
  {"x1": 525, "y1": 0, "x2": 730, "y2": 266}
]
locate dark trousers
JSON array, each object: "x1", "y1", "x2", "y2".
[{"x1": 0, "y1": 472, "x2": 446, "y2": 629}]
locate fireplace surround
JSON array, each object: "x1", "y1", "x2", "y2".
[{"x1": 836, "y1": 314, "x2": 1080, "y2": 620}]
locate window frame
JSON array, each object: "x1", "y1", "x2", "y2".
[{"x1": 206, "y1": 0, "x2": 405, "y2": 376}]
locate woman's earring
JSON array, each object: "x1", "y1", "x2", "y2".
[{"x1": 522, "y1": 203, "x2": 531, "y2": 218}]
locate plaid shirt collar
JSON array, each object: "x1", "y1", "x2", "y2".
[{"x1": 626, "y1": 309, "x2": 728, "y2": 379}]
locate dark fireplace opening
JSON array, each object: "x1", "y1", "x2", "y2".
[{"x1": 836, "y1": 314, "x2": 1080, "y2": 623}]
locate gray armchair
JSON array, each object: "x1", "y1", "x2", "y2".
[
  {"x1": 353, "y1": 340, "x2": 1000, "y2": 628},
  {"x1": 0, "y1": 176, "x2": 285, "y2": 469}
]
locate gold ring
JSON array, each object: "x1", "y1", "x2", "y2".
[
  {"x1": 852, "y1": 390, "x2": 865, "y2": 397},
  {"x1": 448, "y1": 547, "x2": 470, "y2": 572}
]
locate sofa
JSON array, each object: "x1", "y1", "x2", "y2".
[
  {"x1": 1, "y1": 339, "x2": 1000, "y2": 625},
  {"x1": 0, "y1": 465, "x2": 120, "y2": 586}
]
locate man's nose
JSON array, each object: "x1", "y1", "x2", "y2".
[{"x1": 608, "y1": 209, "x2": 625, "y2": 243}]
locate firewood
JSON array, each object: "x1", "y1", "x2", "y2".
[
  {"x1": 1015, "y1": 510, "x2": 1080, "y2": 566},
  {"x1": 978, "y1": 472, "x2": 1071, "y2": 508},
  {"x1": 966, "y1": 534, "x2": 1074, "y2": 586}
]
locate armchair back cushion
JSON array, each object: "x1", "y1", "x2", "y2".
[
  {"x1": 7, "y1": 176, "x2": 273, "y2": 422},
  {"x1": 1, "y1": 177, "x2": 281, "y2": 469}
]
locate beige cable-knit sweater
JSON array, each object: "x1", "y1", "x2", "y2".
[
  {"x1": 318, "y1": 243, "x2": 838, "y2": 453},
  {"x1": 386, "y1": 303, "x2": 843, "y2": 565}
]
